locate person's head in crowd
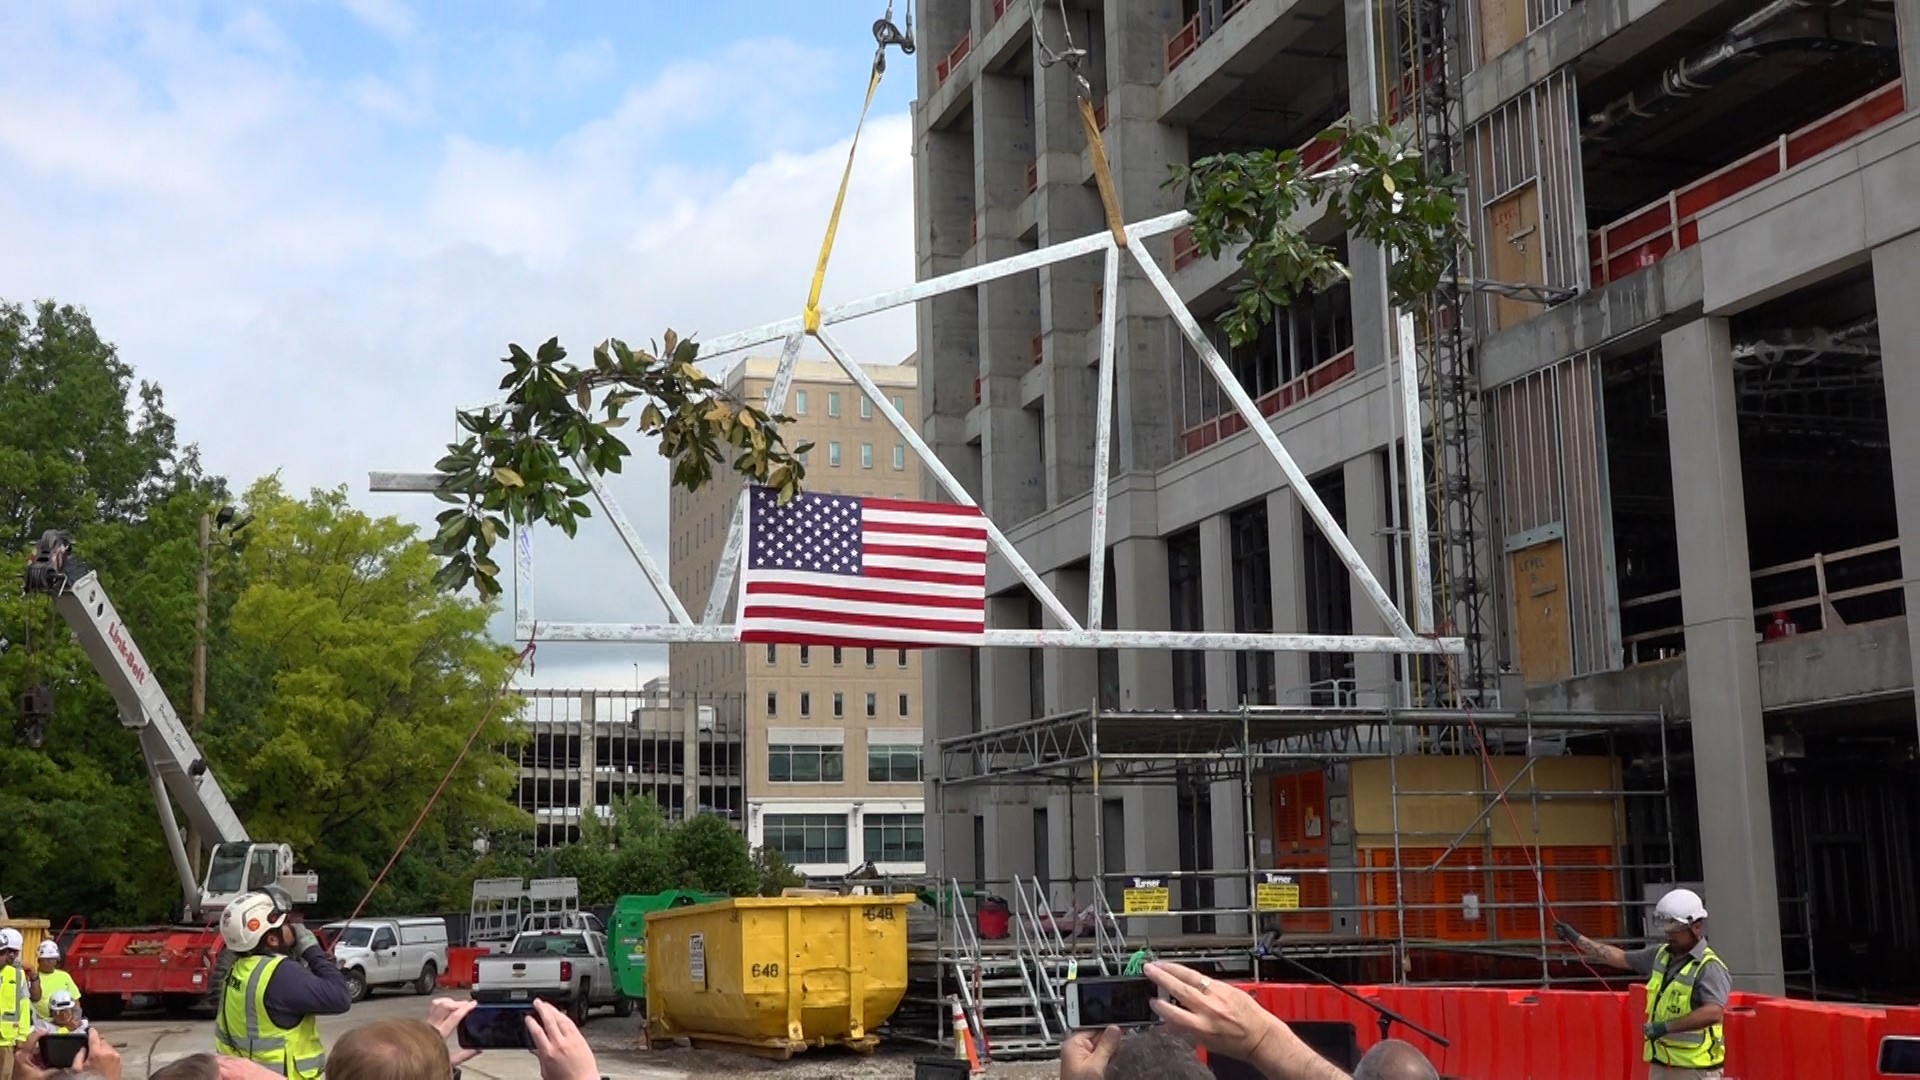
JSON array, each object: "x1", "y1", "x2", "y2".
[
  {"x1": 1103, "y1": 1027, "x2": 1214, "y2": 1080},
  {"x1": 148, "y1": 1054, "x2": 223, "y2": 1080},
  {"x1": 326, "y1": 1018, "x2": 454, "y2": 1080},
  {"x1": 1352, "y1": 1038, "x2": 1440, "y2": 1080}
]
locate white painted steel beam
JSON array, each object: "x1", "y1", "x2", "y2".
[
  {"x1": 524, "y1": 622, "x2": 1462, "y2": 653},
  {"x1": 702, "y1": 332, "x2": 806, "y2": 624},
  {"x1": 1394, "y1": 311, "x2": 1435, "y2": 635},
  {"x1": 1128, "y1": 241, "x2": 1421, "y2": 642},
  {"x1": 813, "y1": 326, "x2": 1084, "y2": 631},
  {"x1": 369, "y1": 472, "x2": 445, "y2": 493},
  {"x1": 1084, "y1": 245, "x2": 1121, "y2": 629}
]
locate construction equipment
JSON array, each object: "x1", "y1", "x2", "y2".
[{"x1": 21, "y1": 530, "x2": 320, "y2": 1014}]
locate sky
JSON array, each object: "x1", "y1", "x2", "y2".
[{"x1": 0, "y1": 1, "x2": 923, "y2": 690}]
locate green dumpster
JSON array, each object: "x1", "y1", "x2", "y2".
[{"x1": 611, "y1": 891, "x2": 722, "y2": 1003}]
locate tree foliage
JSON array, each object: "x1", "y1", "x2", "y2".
[
  {"x1": 541, "y1": 798, "x2": 802, "y2": 907},
  {"x1": 0, "y1": 299, "x2": 527, "y2": 922},
  {"x1": 1167, "y1": 118, "x2": 1468, "y2": 347},
  {"x1": 428, "y1": 334, "x2": 810, "y2": 600}
]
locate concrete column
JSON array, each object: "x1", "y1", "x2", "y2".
[
  {"x1": 1114, "y1": 539, "x2": 1173, "y2": 709},
  {"x1": 1199, "y1": 513, "x2": 1240, "y2": 707},
  {"x1": 1342, "y1": 0, "x2": 1395, "y2": 378},
  {"x1": 681, "y1": 694, "x2": 699, "y2": 816},
  {"x1": 1267, "y1": 490, "x2": 1311, "y2": 698},
  {"x1": 923, "y1": 646, "x2": 975, "y2": 883},
  {"x1": 1896, "y1": 0, "x2": 1920, "y2": 102},
  {"x1": 1871, "y1": 233, "x2": 1920, "y2": 751},
  {"x1": 1044, "y1": 569, "x2": 1098, "y2": 714},
  {"x1": 1345, "y1": 452, "x2": 1396, "y2": 703},
  {"x1": 1660, "y1": 317, "x2": 1785, "y2": 994}
]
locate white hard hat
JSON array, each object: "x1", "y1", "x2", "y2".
[
  {"x1": 220, "y1": 892, "x2": 290, "y2": 952},
  {"x1": 1654, "y1": 888, "x2": 1709, "y2": 926},
  {"x1": 49, "y1": 990, "x2": 76, "y2": 1011},
  {"x1": 0, "y1": 929, "x2": 21, "y2": 952},
  {"x1": 39, "y1": 940, "x2": 60, "y2": 960}
]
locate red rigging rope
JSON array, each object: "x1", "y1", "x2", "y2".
[
  {"x1": 342, "y1": 627, "x2": 539, "y2": 925},
  {"x1": 1444, "y1": 656, "x2": 1613, "y2": 988}
]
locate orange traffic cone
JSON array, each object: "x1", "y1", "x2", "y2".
[{"x1": 949, "y1": 996, "x2": 983, "y2": 1074}]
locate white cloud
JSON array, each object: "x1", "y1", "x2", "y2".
[
  {"x1": 341, "y1": 0, "x2": 418, "y2": 42},
  {"x1": 0, "y1": 8, "x2": 918, "y2": 688}
]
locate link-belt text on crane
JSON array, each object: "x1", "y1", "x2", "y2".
[{"x1": 109, "y1": 621, "x2": 148, "y2": 684}]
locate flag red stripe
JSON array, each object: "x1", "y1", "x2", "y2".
[
  {"x1": 861, "y1": 497, "x2": 984, "y2": 517},
  {"x1": 863, "y1": 542, "x2": 986, "y2": 563},
  {"x1": 858, "y1": 565, "x2": 986, "y2": 587},
  {"x1": 740, "y1": 604, "x2": 986, "y2": 634},
  {"x1": 863, "y1": 520, "x2": 989, "y2": 540},
  {"x1": 740, "y1": 629, "x2": 962, "y2": 648},
  {"x1": 747, "y1": 580, "x2": 982, "y2": 610}
]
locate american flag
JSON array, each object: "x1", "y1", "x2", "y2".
[{"x1": 738, "y1": 485, "x2": 988, "y2": 647}]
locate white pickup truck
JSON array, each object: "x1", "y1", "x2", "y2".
[{"x1": 471, "y1": 929, "x2": 630, "y2": 1025}]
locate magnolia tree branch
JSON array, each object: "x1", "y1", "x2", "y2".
[
  {"x1": 428, "y1": 333, "x2": 810, "y2": 599},
  {"x1": 1167, "y1": 117, "x2": 1469, "y2": 347}
]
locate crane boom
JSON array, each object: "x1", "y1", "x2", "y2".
[{"x1": 25, "y1": 530, "x2": 316, "y2": 921}]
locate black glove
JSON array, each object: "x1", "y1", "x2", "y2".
[
  {"x1": 1644, "y1": 1020, "x2": 1669, "y2": 1040},
  {"x1": 1554, "y1": 920, "x2": 1581, "y2": 945}
]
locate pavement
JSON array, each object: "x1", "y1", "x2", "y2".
[{"x1": 99, "y1": 991, "x2": 687, "y2": 1080}]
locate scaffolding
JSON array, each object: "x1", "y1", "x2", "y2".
[{"x1": 909, "y1": 702, "x2": 1677, "y2": 1057}]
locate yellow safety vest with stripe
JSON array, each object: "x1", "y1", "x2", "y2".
[
  {"x1": 216, "y1": 955, "x2": 327, "y2": 1080},
  {"x1": 1644, "y1": 943, "x2": 1727, "y2": 1069},
  {"x1": 0, "y1": 965, "x2": 19, "y2": 1045},
  {"x1": 34, "y1": 969, "x2": 81, "y2": 1020}
]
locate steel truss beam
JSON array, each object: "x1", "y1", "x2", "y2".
[{"x1": 374, "y1": 211, "x2": 1464, "y2": 658}]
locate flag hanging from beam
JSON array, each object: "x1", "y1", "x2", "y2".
[{"x1": 738, "y1": 484, "x2": 988, "y2": 647}]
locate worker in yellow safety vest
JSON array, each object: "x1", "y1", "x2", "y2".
[
  {"x1": 214, "y1": 888, "x2": 351, "y2": 1080},
  {"x1": 0, "y1": 928, "x2": 27, "y2": 1080},
  {"x1": 32, "y1": 941, "x2": 79, "y2": 1023},
  {"x1": 1558, "y1": 887, "x2": 1730, "y2": 1079}
]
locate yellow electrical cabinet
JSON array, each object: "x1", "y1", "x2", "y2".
[{"x1": 644, "y1": 895, "x2": 912, "y2": 1058}]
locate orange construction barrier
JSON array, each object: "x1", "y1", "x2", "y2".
[
  {"x1": 1231, "y1": 979, "x2": 1920, "y2": 1080},
  {"x1": 442, "y1": 945, "x2": 485, "y2": 990}
]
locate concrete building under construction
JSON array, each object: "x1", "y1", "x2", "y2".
[{"x1": 910, "y1": 0, "x2": 1920, "y2": 1010}]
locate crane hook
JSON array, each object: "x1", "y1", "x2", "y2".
[{"x1": 873, "y1": 0, "x2": 916, "y2": 74}]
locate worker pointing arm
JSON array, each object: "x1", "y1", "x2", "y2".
[{"x1": 1557, "y1": 888, "x2": 1730, "y2": 1080}]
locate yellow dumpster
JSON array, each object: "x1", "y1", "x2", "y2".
[
  {"x1": 644, "y1": 895, "x2": 912, "y2": 1058},
  {"x1": 1, "y1": 919, "x2": 51, "y2": 961}
]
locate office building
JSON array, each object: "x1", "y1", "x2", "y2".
[{"x1": 669, "y1": 356, "x2": 929, "y2": 877}]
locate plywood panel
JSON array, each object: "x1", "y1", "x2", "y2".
[
  {"x1": 1510, "y1": 538, "x2": 1573, "y2": 685},
  {"x1": 1477, "y1": 0, "x2": 1530, "y2": 65},
  {"x1": 1349, "y1": 756, "x2": 1620, "y2": 846},
  {"x1": 1485, "y1": 184, "x2": 1545, "y2": 332}
]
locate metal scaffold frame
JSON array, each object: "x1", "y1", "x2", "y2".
[
  {"x1": 916, "y1": 702, "x2": 1679, "y2": 1045},
  {"x1": 372, "y1": 210, "x2": 1463, "y2": 661}
]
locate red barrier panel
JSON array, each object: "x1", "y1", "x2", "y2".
[
  {"x1": 443, "y1": 945, "x2": 485, "y2": 990},
  {"x1": 1237, "y1": 979, "x2": 1920, "y2": 1079}
]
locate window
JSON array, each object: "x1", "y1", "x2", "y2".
[
  {"x1": 893, "y1": 444, "x2": 906, "y2": 470},
  {"x1": 867, "y1": 743, "x2": 921, "y2": 782},
  {"x1": 800, "y1": 692, "x2": 812, "y2": 717},
  {"x1": 371, "y1": 927, "x2": 396, "y2": 952},
  {"x1": 1167, "y1": 528, "x2": 1206, "y2": 710},
  {"x1": 766, "y1": 643, "x2": 777, "y2": 665},
  {"x1": 1230, "y1": 503, "x2": 1278, "y2": 705},
  {"x1": 795, "y1": 389, "x2": 809, "y2": 415},
  {"x1": 834, "y1": 692, "x2": 845, "y2": 718},
  {"x1": 799, "y1": 645, "x2": 811, "y2": 667},
  {"x1": 897, "y1": 649, "x2": 908, "y2": 667},
  {"x1": 865, "y1": 692, "x2": 877, "y2": 718},
  {"x1": 768, "y1": 744, "x2": 844, "y2": 783},
  {"x1": 860, "y1": 443, "x2": 873, "y2": 469},
  {"x1": 863, "y1": 813, "x2": 925, "y2": 863},
  {"x1": 891, "y1": 395, "x2": 905, "y2": 414},
  {"x1": 832, "y1": 646, "x2": 844, "y2": 666},
  {"x1": 764, "y1": 814, "x2": 848, "y2": 865},
  {"x1": 766, "y1": 692, "x2": 778, "y2": 717},
  {"x1": 799, "y1": 446, "x2": 810, "y2": 467},
  {"x1": 828, "y1": 391, "x2": 841, "y2": 417},
  {"x1": 898, "y1": 693, "x2": 910, "y2": 717},
  {"x1": 829, "y1": 442, "x2": 842, "y2": 467},
  {"x1": 860, "y1": 396, "x2": 872, "y2": 419}
]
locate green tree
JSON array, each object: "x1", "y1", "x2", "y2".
[
  {"x1": 199, "y1": 477, "x2": 529, "y2": 916},
  {"x1": 0, "y1": 300, "x2": 218, "y2": 924}
]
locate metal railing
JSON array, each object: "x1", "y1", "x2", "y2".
[{"x1": 1620, "y1": 539, "x2": 1904, "y2": 665}]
